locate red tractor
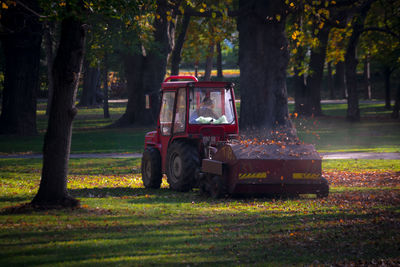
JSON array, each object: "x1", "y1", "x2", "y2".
[{"x1": 141, "y1": 76, "x2": 329, "y2": 198}]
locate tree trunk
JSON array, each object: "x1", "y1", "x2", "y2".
[
  {"x1": 238, "y1": 0, "x2": 294, "y2": 137},
  {"x1": 203, "y1": 42, "x2": 214, "y2": 80},
  {"x1": 304, "y1": 26, "x2": 330, "y2": 117},
  {"x1": 44, "y1": 21, "x2": 56, "y2": 115},
  {"x1": 102, "y1": 55, "x2": 110, "y2": 119},
  {"x1": 392, "y1": 83, "x2": 400, "y2": 119},
  {"x1": 115, "y1": 0, "x2": 176, "y2": 127},
  {"x1": 363, "y1": 56, "x2": 371, "y2": 100},
  {"x1": 0, "y1": 1, "x2": 42, "y2": 135},
  {"x1": 345, "y1": 0, "x2": 373, "y2": 122},
  {"x1": 294, "y1": 46, "x2": 308, "y2": 115},
  {"x1": 32, "y1": 9, "x2": 86, "y2": 208},
  {"x1": 334, "y1": 61, "x2": 347, "y2": 99},
  {"x1": 327, "y1": 61, "x2": 335, "y2": 99},
  {"x1": 383, "y1": 67, "x2": 392, "y2": 110},
  {"x1": 79, "y1": 60, "x2": 100, "y2": 106},
  {"x1": 216, "y1": 42, "x2": 223, "y2": 78},
  {"x1": 170, "y1": 13, "x2": 190, "y2": 76}
]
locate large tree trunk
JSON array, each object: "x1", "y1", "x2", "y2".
[
  {"x1": 363, "y1": 56, "x2": 371, "y2": 100},
  {"x1": 294, "y1": 47, "x2": 308, "y2": 115},
  {"x1": 78, "y1": 60, "x2": 100, "y2": 106},
  {"x1": 345, "y1": 0, "x2": 373, "y2": 122},
  {"x1": 44, "y1": 21, "x2": 56, "y2": 115},
  {"x1": 216, "y1": 42, "x2": 223, "y2": 78},
  {"x1": 102, "y1": 55, "x2": 110, "y2": 119},
  {"x1": 0, "y1": 1, "x2": 42, "y2": 135},
  {"x1": 304, "y1": 26, "x2": 330, "y2": 117},
  {"x1": 203, "y1": 42, "x2": 214, "y2": 80},
  {"x1": 238, "y1": 0, "x2": 294, "y2": 136},
  {"x1": 383, "y1": 67, "x2": 392, "y2": 110},
  {"x1": 170, "y1": 13, "x2": 190, "y2": 76},
  {"x1": 334, "y1": 61, "x2": 347, "y2": 99},
  {"x1": 115, "y1": 0, "x2": 176, "y2": 127},
  {"x1": 327, "y1": 61, "x2": 335, "y2": 99},
  {"x1": 392, "y1": 83, "x2": 400, "y2": 119},
  {"x1": 32, "y1": 9, "x2": 86, "y2": 208}
]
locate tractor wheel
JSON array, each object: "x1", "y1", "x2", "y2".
[
  {"x1": 141, "y1": 147, "x2": 162, "y2": 189},
  {"x1": 209, "y1": 176, "x2": 226, "y2": 199},
  {"x1": 166, "y1": 141, "x2": 200, "y2": 192},
  {"x1": 316, "y1": 177, "x2": 329, "y2": 198}
]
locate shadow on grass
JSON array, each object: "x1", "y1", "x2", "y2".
[{"x1": 1, "y1": 207, "x2": 399, "y2": 266}]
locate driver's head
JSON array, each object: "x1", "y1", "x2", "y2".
[{"x1": 202, "y1": 97, "x2": 213, "y2": 107}]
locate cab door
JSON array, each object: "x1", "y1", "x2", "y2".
[{"x1": 159, "y1": 91, "x2": 176, "y2": 171}]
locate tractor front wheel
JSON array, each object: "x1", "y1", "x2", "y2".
[
  {"x1": 166, "y1": 141, "x2": 200, "y2": 192},
  {"x1": 141, "y1": 147, "x2": 162, "y2": 189}
]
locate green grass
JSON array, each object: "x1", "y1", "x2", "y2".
[
  {"x1": 323, "y1": 159, "x2": 400, "y2": 172},
  {"x1": 1, "y1": 158, "x2": 399, "y2": 266}
]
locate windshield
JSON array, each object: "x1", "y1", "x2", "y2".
[{"x1": 189, "y1": 87, "x2": 236, "y2": 124}]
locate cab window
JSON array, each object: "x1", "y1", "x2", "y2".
[
  {"x1": 173, "y1": 88, "x2": 186, "y2": 133},
  {"x1": 159, "y1": 91, "x2": 175, "y2": 135}
]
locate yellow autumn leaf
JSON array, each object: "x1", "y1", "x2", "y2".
[
  {"x1": 292, "y1": 48, "x2": 298, "y2": 54},
  {"x1": 199, "y1": 8, "x2": 205, "y2": 13},
  {"x1": 212, "y1": 12, "x2": 216, "y2": 18},
  {"x1": 2, "y1": 2, "x2": 8, "y2": 9},
  {"x1": 290, "y1": 2, "x2": 294, "y2": 7},
  {"x1": 276, "y1": 14, "x2": 281, "y2": 21}
]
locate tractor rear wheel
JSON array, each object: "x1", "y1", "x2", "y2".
[
  {"x1": 209, "y1": 176, "x2": 226, "y2": 199},
  {"x1": 166, "y1": 141, "x2": 200, "y2": 192},
  {"x1": 141, "y1": 147, "x2": 162, "y2": 189},
  {"x1": 316, "y1": 177, "x2": 329, "y2": 198}
]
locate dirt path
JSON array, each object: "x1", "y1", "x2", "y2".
[{"x1": 1, "y1": 152, "x2": 399, "y2": 160}]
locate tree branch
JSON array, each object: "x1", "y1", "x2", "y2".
[
  {"x1": 363, "y1": 27, "x2": 400, "y2": 40},
  {"x1": 15, "y1": 0, "x2": 47, "y2": 18}
]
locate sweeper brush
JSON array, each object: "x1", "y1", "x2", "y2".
[{"x1": 200, "y1": 142, "x2": 329, "y2": 198}]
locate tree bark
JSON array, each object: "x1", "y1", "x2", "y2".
[
  {"x1": 44, "y1": 21, "x2": 56, "y2": 115},
  {"x1": 78, "y1": 60, "x2": 100, "y2": 106},
  {"x1": 115, "y1": 0, "x2": 177, "y2": 127},
  {"x1": 216, "y1": 42, "x2": 223, "y2": 78},
  {"x1": 304, "y1": 25, "x2": 330, "y2": 116},
  {"x1": 327, "y1": 61, "x2": 335, "y2": 99},
  {"x1": 383, "y1": 66, "x2": 392, "y2": 109},
  {"x1": 294, "y1": 46, "x2": 308, "y2": 115},
  {"x1": 345, "y1": 0, "x2": 374, "y2": 122},
  {"x1": 170, "y1": 13, "x2": 190, "y2": 76},
  {"x1": 363, "y1": 56, "x2": 371, "y2": 100},
  {"x1": 0, "y1": 1, "x2": 42, "y2": 135},
  {"x1": 102, "y1": 55, "x2": 110, "y2": 119},
  {"x1": 238, "y1": 0, "x2": 294, "y2": 137},
  {"x1": 392, "y1": 83, "x2": 400, "y2": 119},
  {"x1": 203, "y1": 42, "x2": 214, "y2": 80},
  {"x1": 334, "y1": 61, "x2": 347, "y2": 99},
  {"x1": 32, "y1": 7, "x2": 86, "y2": 208}
]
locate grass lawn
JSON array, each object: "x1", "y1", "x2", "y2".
[
  {"x1": 0, "y1": 158, "x2": 399, "y2": 266},
  {"x1": 0, "y1": 100, "x2": 399, "y2": 155}
]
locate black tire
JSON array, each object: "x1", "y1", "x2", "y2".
[
  {"x1": 316, "y1": 177, "x2": 329, "y2": 198},
  {"x1": 141, "y1": 147, "x2": 162, "y2": 189},
  {"x1": 209, "y1": 176, "x2": 226, "y2": 199},
  {"x1": 166, "y1": 141, "x2": 200, "y2": 192}
]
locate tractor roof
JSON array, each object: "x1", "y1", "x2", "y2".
[{"x1": 161, "y1": 76, "x2": 233, "y2": 90}]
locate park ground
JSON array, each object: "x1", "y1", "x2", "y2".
[{"x1": 0, "y1": 100, "x2": 399, "y2": 266}]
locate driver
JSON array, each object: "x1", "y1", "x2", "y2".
[{"x1": 198, "y1": 96, "x2": 218, "y2": 118}]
